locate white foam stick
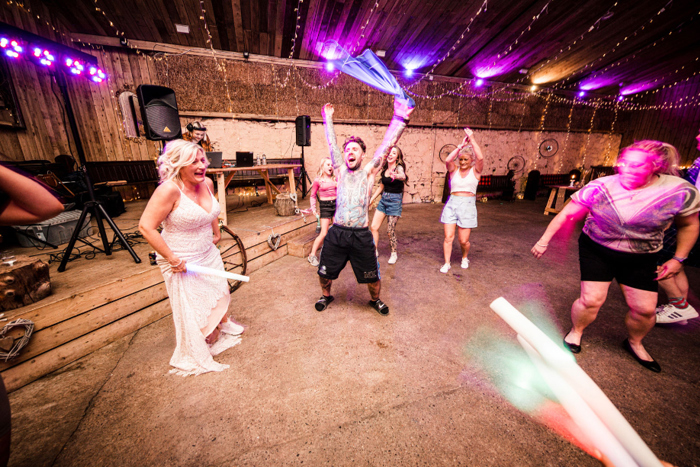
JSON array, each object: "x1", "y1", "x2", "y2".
[
  {"x1": 518, "y1": 335, "x2": 637, "y2": 467},
  {"x1": 490, "y1": 297, "x2": 662, "y2": 467},
  {"x1": 186, "y1": 263, "x2": 250, "y2": 282}
]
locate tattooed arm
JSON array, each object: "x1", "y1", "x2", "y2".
[
  {"x1": 367, "y1": 97, "x2": 414, "y2": 177},
  {"x1": 322, "y1": 103, "x2": 342, "y2": 169}
]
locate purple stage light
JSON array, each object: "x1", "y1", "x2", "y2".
[
  {"x1": 5, "y1": 50, "x2": 19, "y2": 59},
  {"x1": 33, "y1": 47, "x2": 42, "y2": 57},
  {"x1": 325, "y1": 62, "x2": 334, "y2": 72},
  {"x1": 39, "y1": 58, "x2": 52, "y2": 66},
  {"x1": 65, "y1": 58, "x2": 73, "y2": 67},
  {"x1": 578, "y1": 91, "x2": 585, "y2": 97},
  {"x1": 91, "y1": 76, "x2": 103, "y2": 83},
  {"x1": 404, "y1": 67, "x2": 414, "y2": 77},
  {"x1": 0, "y1": 38, "x2": 8, "y2": 48},
  {"x1": 475, "y1": 78, "x2": 484, "y2": 87},
  {"x1": 97, "y1": 69, "x2": 106, "y2": 79},
  {"x1": 617, "y1": 95, "x2": 624, "y2": 101},
  {"x1": 70, "y1": 68, "x2": 81, "y2": 75}
]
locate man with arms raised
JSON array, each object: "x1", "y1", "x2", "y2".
[{"x1": 315, "y1": 97, "x2": 413, "y2": 315}]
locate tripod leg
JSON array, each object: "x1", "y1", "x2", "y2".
[
  {"x1": 91, "y1": 202, "x2": 112, "y2": 256},
  {"x1": 97, "y1": 204, "x2": 142, "y2": 263},
  {"x1": 57, "y1": 205, "x2": 92, "y2": 272}
]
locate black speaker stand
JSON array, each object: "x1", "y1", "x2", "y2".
[
  {"x1": 53, "y1": 72, "x2": 141, "y2": 272},
  {"x1": 299, "y1": 145, "x2": 313, "y2": 198}
]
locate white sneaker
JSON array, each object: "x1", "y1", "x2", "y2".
[
  {"x1": 308, "y1": 255, "x2": 319, "y2": 267},
  {"x1": 220, "y1": 320, "x2": 245, "y2": 335},
  {"x1": 440, "y1": 263, "x2": 451, "y2": 274},
  {"x1": 388, "y1": 252, "x2": 398, "y2": 264},
  {"x1": 461, "y1": 258, "x2": 470, "y2": 269},
  {"x1": 655, "y1": 303, "x2": 698, "y2": 324}
]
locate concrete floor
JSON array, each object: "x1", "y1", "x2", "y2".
[{"x1": 8, "y1": 199, "x2": 700, "y2": 466}]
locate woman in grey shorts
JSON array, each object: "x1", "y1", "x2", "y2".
[{"x1": 440, "y1": 128, "x2": 484, "y2": 273}]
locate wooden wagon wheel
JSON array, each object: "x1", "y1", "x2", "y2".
[{"x1": 218, "y1": 225, "x2": 247, "y2": 293}]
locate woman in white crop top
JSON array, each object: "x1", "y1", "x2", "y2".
[{"x1": 439, "y1": 128, "x2": 485, "y2": 273}]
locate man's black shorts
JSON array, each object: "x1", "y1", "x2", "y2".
[
  {"x1": 318, "y1": 224, "x2": 380, "y2": 284},
  {"x1": 579, "y1": 233, "x2": 658, "y2": 292}
]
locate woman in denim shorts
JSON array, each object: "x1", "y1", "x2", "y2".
[
  {"x1": 370, "y1": 146, "x2": 408, "y2": 264},
  {"x1": 439, "y1": 128, "x2": 484, "y2": 273}
]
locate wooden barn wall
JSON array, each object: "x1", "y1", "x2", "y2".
[
  {"x1": 620, "y1": 75, "x2": 700, "y2": 167},
  {"x1": 157, "y1": 53, "x2": 629, "y2": 134},
  {"x1": 0, "y1": 4, "x2": 696, "y2": 169},
  {"x1": 0, "y1": 3, "x2": 161, "y2": 163}
]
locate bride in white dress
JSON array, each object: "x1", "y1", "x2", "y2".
[{"x1": 139, "y1": 140, "x2": 245, "y2": 375}]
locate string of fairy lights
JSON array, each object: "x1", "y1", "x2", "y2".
[
  {"x1": 5, "y1": 0, "x2": 700, "y2": 169},
  {"x1": 196, "y1": 0, "x2": 233, "y2": 112},
  {"x1": 550, "y1": 0, "x2": 678, "y2": 91}
]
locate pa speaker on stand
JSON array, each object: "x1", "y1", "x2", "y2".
[
  {"x1": 136, "y1": 85, "x2": 182, "y2": 144},
  {"x1": 295, "y1": 116, "x2": 312, "y2": 198}
]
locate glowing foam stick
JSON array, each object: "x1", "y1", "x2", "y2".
[
  {"x1": 518, "y1": 336, "x2": 636, "y2": 466},
  {"x1": 490, "y1": 297, "x2": 662, "y2": 467},
  {"x1": 186, "y1": 263, "x2": 249, "y2": 282}
]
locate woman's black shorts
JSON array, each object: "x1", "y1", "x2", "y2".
[
  {"x1": 318, "y1": 199, "x2": 336, "y2": 219},
  {"x1": 578, "y1": 233, "x2": 658, "y2": 292}
]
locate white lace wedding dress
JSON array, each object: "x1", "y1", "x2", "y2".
[{"x1": 158, "y1": 182, "x2": 241, "y2": 376}]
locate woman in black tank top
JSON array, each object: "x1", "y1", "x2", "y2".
[{"x1": 370, "y1": 146, "x2": 408, "y2": 264}]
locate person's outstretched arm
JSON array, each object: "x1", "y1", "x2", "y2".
[
  {"x1": 0, "y1": 165, "x2": 64, "y2": 225},
  {"x1": 322, "y1": 104, "x2": 342, "y2": 169},
  {"x1": 370, "y1": 183, "x2": 384, "y2": 205},
  {"x1": 656, "y1": 213, "x2": 700, "y2": 280},
  {"x1": 466, "y1": 128, "x2": 484, "y2": 175},
  {"x1": 367, "y1": 97, "x2": 414, "y2": 177},
  {"x1": 445, "y1": 134, "x2": 470, "y2": 173},
  {"x1": 531, "y1": 200, "x2": 589, "y2": 258},
  {"x1": 308, "y1": 179, "x2": 320, "y2": 216},
  {"x1": 388, "y1": 165, "x2": 406, "y2": 181}
]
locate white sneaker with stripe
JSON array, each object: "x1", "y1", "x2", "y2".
[{"x1": 655, "y1": 303, "x2": 698, "y2": 325}]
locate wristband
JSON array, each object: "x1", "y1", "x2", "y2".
[{"x1": 672, "y1": 256, "x2": 686, "y2": 263}]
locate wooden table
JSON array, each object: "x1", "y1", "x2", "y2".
[
  {"x1": 207, "y1": 164, "x2": 301, "y2": 225},
  {"x1": 544, "y1": 185, "x2": 580, "y2": 216}
]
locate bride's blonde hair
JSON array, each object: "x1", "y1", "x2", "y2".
[{"x1": 157, "y1": 139, "x2": 205, "y2": 183}]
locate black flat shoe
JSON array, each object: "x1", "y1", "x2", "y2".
[
  {"x1": 315, "y1": 295, "x2": 334, "y2": 311},
  {"x1": 623, "y1": 339, "x2": 661, "y2": 373},
  {"x1": 563, "y1": 334, "x2": 581, "y2": 354}
]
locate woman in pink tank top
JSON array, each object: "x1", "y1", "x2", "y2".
[
  {"x1": 308, "y1": 157, "x2": 338, "y2": 266},
  {"x1": 439, "y1": 128, "x2": 485, "y2": 273}
]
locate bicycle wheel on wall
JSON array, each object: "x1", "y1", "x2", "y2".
[{"x1": 218, "y1": 225, "x2": 248, "y2": 293}]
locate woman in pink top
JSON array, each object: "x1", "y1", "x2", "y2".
[
  {"x1": 439, "y1": 128, "x2": 485, "y2": 273},
  {"x1": 532, "y1": 141, "x2": 700, "y2": 372},
  {"x1": 308, "y1": 157, "x2": 338, "y2": 266}
]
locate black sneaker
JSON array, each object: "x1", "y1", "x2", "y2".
[
  {"x1": 315, "y1": 295, "x2": 334, "y2": 311},
  {"x1": 369, "y1": 299, "x2": 389, "y2": 315}
]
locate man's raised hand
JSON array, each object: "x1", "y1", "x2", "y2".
[
  {"x1": 394, "y1": 96, "x2": 414, "y2": 120},
  {"x1": 322, "y1": 103, "x2": 334, "y2": 118}
]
